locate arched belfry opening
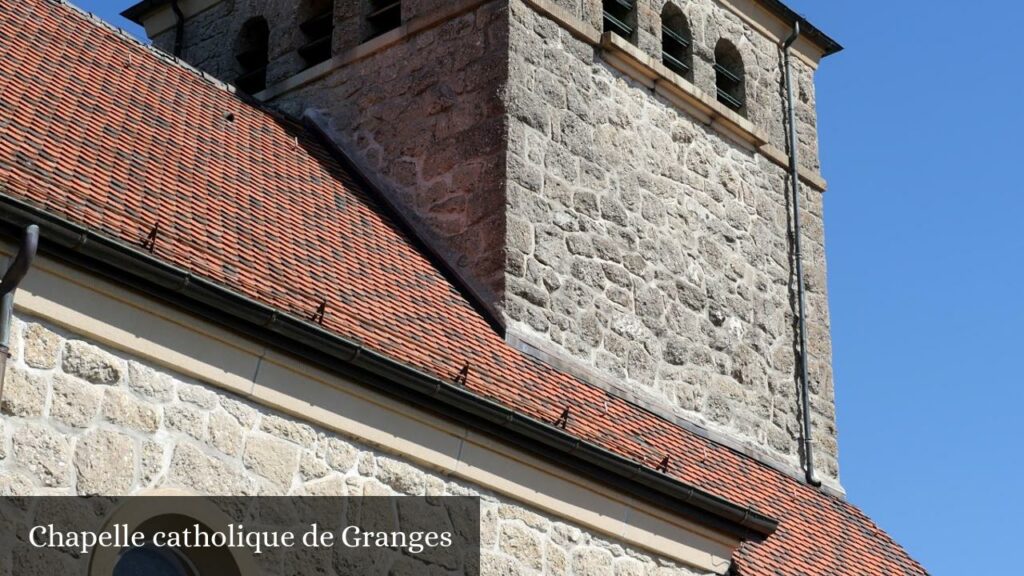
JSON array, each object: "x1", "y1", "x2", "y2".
[
  {"x1": 235, "y1": 17, "x2": 269, "y2": 94},
  {"x1": 714, "y1": 39, "x2": 746, "y2": 113},
  {"x1": 366, "y1": 0, "x2": 402, "y2": 41},
  {"x1": 299, "y1": 0, "x2": 334, "y2": 69},
  {"x1": 661, "y1": 3, "x2": 693, "y2": 80},
  {"x1": 603, "y1": 0, "x2": 637, "y2": 44}
]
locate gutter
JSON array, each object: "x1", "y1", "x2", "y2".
[{"x1": 0, "y1": 193, "x2": 778, "y2": 541}]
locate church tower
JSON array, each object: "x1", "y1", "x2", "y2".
[{"x1": 126, "y1": 0, "x2": 843, "y2": 492}]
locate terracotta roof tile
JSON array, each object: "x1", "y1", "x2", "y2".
[{"x1": 0, "y1": 1, "x2": 926, "y2": 575}]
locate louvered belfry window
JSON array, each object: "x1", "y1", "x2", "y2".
[
  {"x1": 235, "y1": 17, "x2": 270, "y2": 94},
  {"x1": 366, "y1": 0, "x2": 401, "y2": 41},
  {"x1": 715, "y1": 40, "x2": 746, "y2": 112},
  {"x1": 661, "y1": 3, "x2": 692, "y2": 80},
  {"x1": 603, "y1": 0, "x2": 637, "y2": 42},
  {"x1": 299, "y1": 0, "x2": 334, "y2": 69}
]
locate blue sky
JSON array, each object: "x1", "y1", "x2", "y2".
[
  {"x1": 784, "y1": 2, "x2": 1023, "y2": 574},
  {"x1": 84, "y1": 2, "x2": 1022, "y2": 574}
]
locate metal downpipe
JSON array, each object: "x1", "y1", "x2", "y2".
[{"x1": 782, "y1": 22, "x2": 820, "y2": 487}]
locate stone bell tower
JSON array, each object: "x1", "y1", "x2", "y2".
[{"x1": 125, "y1": 0, "x2": 843, "y2": 491}]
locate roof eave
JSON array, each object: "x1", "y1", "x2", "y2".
[
  {"x1": 0, "y1": 191, "x2": 779, "y2": 543},
  {"x1": 120, "y1": 0, "x2": 166, "y2": 23},
  {"x1": 759, "y1": 0, "x2": 843, "y2": 56}
]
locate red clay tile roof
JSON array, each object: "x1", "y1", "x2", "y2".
[{"x1": 0, "y1": 1, "x2": 926, "y2": 575}]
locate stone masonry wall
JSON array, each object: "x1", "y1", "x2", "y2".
[
  {"x1": 153, "y1": 0, "x2": 448, "y2": 88},
  {"x1": 154, "y1": 0, "x2": 820, "y2": 173},
  {"x1": 534, "y1": 0, "x2": 820, "y2": 172},
  {"x1": 0, "y1": 314, "x2": 709, "y2": 575},
  {"x1": 503, "y1": 0, "x2": 837, "y2": 482},
  {"x1": 146, "y1": 0, "x2": 837, "y2": 482},
  {"x1": 271, "y1": 0, "x2": 510, "y2": 306},
  {"x1": 154, "y1": 0, "x2": 511, "y2": 307}
]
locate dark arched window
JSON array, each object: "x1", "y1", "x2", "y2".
[
  {"x1": 235, "y1": 17, "x2": 269, "y2": 94},
  {"x1": 603, "y1": 0, "x2": 637, "y2": 43},
  {"x1": 714, "y1": 39, "x2": 745, "y2": 113},
  {"x1": 661, "y1": 3, "x2": 692, "y2": 80},
  {"x1": 298, "y1": 0, "x2": 334, "y2": 69},
  {"x1": 365, "y1": 0, "x2": 401, "y2": 41},
  {"x1": 114, "y1": 544, "x2": 198, "y2": 576}
]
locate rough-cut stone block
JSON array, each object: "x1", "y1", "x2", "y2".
[
  {"x1": 140, "y1": 441, "x2": 165, "y2": 487},
  {"x1": 0, "y1": 367, "x2": 47, "y2": 418},
  {"x1": 167, "y1": 443, "x2": 253, "y2": 495},
  {"x1": 302, "y1": 475, "x2": 347, "y2": 496},
  {"x1": 299, "y1": 450, "x2": 330, "y2": 481},
  {"x1": 127, "y1": 361, "x2": 175, "y2": 402},
  {"x1": 0, "y1": 469, "x2": 34, "y2": 496},
  {"x1": 62, "y1": 341, "x2": 121, "y2": 384},
  {"x1": 8, "y1": 316, "x2": 23, "y2": 365},
  {"x1": 243, "y1": 433, "x2": 300, "y2": 489},
  {"x1": 572, "y1": 548, "x2": 614, "y2": 576},
  {"x1": 550, "y1": 522, "x2": 582, "y2": 547},
  {"x1": 177, "y1": 383, "x2": 218, "y2": 409},
  {"x1": 207, "y1": 409, "x2": 243, "y2": 457},
  {"x1": 499, "y1": 504, "x2": 550, "y2": 531},
  {"x1": 481, "y1": 550, "x2": 527, "y2": 576},
  {"x1": 50, "y1": 375, "x2": 102, "y2": 428},
  {"x1": 23, "y1": 323, "x2": 62, "y2": 369},
  {"x1": 499, "y1": 522, "x2": 544, "y2": 571},
  {"x1": 375, "y1": 456, "x2": 425, "y2": 495},
  {"x1": 165, "y1": 404, "x2": 207, "y2": 441},
  {"x1": 613, "y1": 557, "x2": 648, "y2": 576},
  {"x1": 102, "y1": 389, "x2": 160, "y2": 433},
  {"x1": 425, "y1": 475, "x2": 446, "y2": 497},
  {"x1": 260, "y1": 414, "x2": 316, "y2": 447},
  {"x1": 546, "y1": 540, "x2": 568, "y2": 576},
  {"x1": 11, "y1": 424, "x2": 71, "y2": 487},
  {"x1": 221, "y1": 397, "x2": 258, "y2": 429},
  {"x1": 74, "y1": 430, "x2": 135, "y2": 495},
  {"x1": 356, "y1": 451, "x2": 376, "y2": 477},
  {"x1": 317, "y1": 436, "x2": 359, "y2": 473},
  {"x1": 479, "y1": 505, "x2": 499, "y2": 548}
]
